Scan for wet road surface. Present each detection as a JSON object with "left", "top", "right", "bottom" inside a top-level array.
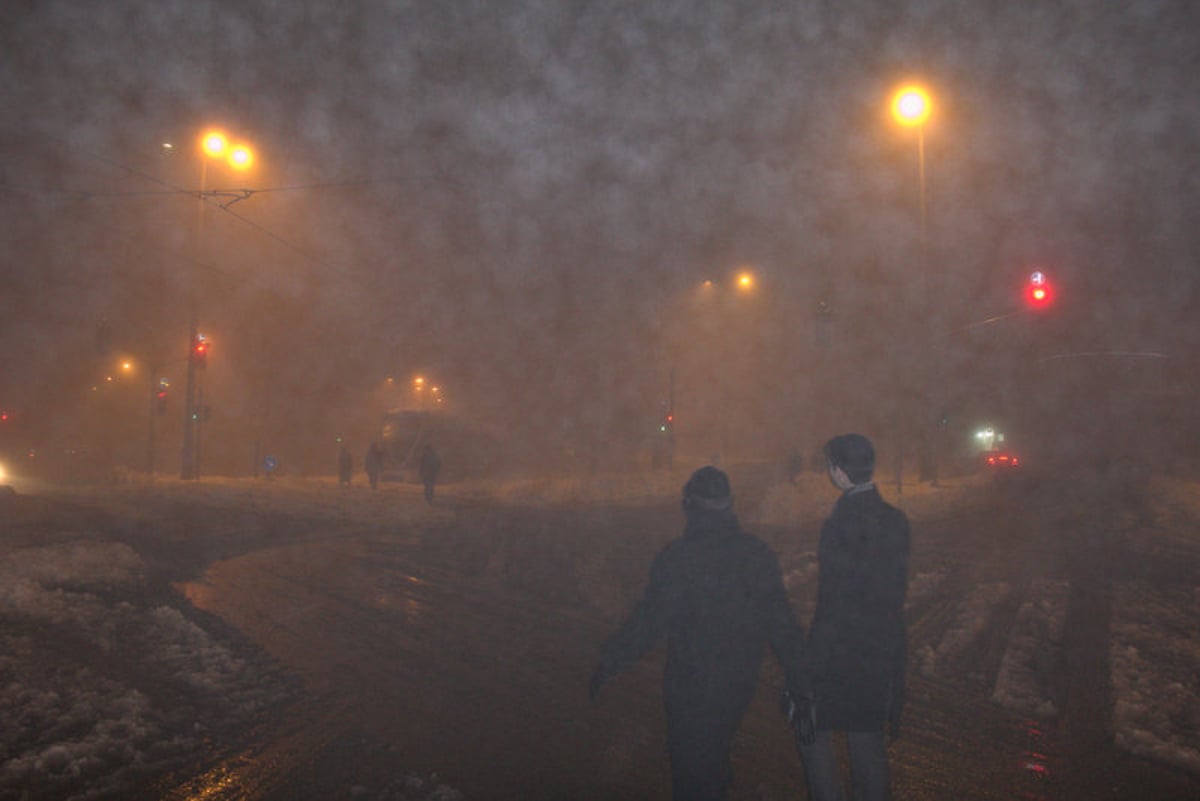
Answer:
[{"left": 137, "top": 477, "right": 1200, "bottom": 800}]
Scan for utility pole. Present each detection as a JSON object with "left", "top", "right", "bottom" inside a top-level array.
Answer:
[
  {"left": 180, "top": 319, "right": 198, "bottom": 480},
  {"left": 147, "top": 369, "right": 157, "bottom": 478}
]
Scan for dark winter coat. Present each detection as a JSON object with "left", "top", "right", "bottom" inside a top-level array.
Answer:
[
  {"left": 419, "top": 446, "right": 441, "bottom": 484},
  {"left": 809, "top": 484, "right": 910, "bottom": 732},
  {"left": 364, "top": 444, "right": 383, "bottom": 477},
  {"left": 593, "top": 509, "right": 807, "bottom": 735}
]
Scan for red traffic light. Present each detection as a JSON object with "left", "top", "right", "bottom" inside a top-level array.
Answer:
[
  {"left": 192, "top": 335, "right": 210, "bottom": 367},
  {"left": 1024, "top": 271, "right": 1054, "bottom": 310}
]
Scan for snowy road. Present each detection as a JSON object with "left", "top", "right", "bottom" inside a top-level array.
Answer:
[{"left": 4, "top": 470, "right": 1199, "bottom": 800}]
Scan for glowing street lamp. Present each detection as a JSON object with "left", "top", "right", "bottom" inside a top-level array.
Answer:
[
  {"left": 202, "top": 131, "right": 228, "bottom": 159},
  {"left": 890, "top": 84, "right": 932, "bottom": 277},
  {"left": 891, "top": 86, "right": 931, "bottom": 128},
  {"left": 200, "top": 130, "right": 255, "bottom": 171},
  {"left": 228, "top": 144, "right": 254, "bottom": 170}
]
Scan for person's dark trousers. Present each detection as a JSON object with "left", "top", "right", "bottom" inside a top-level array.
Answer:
[
  {"left": 666, "top": 713, "right": 738, "bottom": 801},
  {"left": 799, "top": 729, "right": 891, "bottom": 801}
]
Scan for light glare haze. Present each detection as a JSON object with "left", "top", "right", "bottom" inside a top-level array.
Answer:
[{"left": 1, "top": 0, "right": 1197, "bottom": 474}]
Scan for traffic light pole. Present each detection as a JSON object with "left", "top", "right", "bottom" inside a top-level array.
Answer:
[
  {"left": 147, "top": 369, "right": 157, "bottom": 478},
  {"left": 195, "top": 385, "right": 204, "bottom": 481},
  {"left": 180, "top": 318, "right": 198, "bottom": 480}
]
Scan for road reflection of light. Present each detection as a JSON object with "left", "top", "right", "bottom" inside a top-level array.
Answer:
[
  {"left": 174, "top": 765, "right": 238, "bottom": 800},
  {"left": 373, "top": 574, "right": 428, "bottom": 625},
  {"left": 1018, "top": 718, "right": 1054, "bottom": 800},
  {"left": 401, "top": 574, "right": 428, "bottom": 624}
]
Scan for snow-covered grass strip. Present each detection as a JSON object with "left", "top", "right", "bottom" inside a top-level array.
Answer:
[
  {"left": 1110, "top": 581, "right": 1200, "bottom": 773},
  {"left": 990, "top": 579, "right": 1069, "bottom": 718},
  {"left": 917, "top": 582, "right": 1011, "bottom": 678}
]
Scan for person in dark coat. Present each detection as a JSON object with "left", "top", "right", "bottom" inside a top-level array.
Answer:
[
  {"left": 418, "top": 444, "right": 441, "bottom": 505},
  {"left": 590, "top": 466, "right": 808, "bottom": 801},
  {"left": 364, "top": 441, "right": 383, "bottom": 490},
  {"left": 800, "top": 433, "right": 910, "bottom": 801}
]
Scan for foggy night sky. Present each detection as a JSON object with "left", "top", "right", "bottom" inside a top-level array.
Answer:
[{"left": 1, "top": 1, "right": 1198, "bottom": 471}]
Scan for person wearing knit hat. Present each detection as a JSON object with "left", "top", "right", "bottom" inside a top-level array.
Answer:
[
  {"left": 590, "top": 465, "right": 808, "bottom": 801},
  {"left": 798, "top": 434, "right": 910, "bottom": 801}
]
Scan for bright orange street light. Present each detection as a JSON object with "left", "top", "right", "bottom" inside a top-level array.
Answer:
[
  {"left": 202, "top": 130, "right": 228, "bottom": 158},
  {"left": 228, "top": 144, "right": 254, "bottom": 170},
  {"left": 888, "top": 83, "right": 933, "bottom": 276},
  {"left": 891, "top": 85, "right": 931, "bottom": 127},
  {"left": 200, "top": 130, "right": 255, "bottom": 170},
  {"left": 736, "top": 270, "right": 756, "bottom": 292}
]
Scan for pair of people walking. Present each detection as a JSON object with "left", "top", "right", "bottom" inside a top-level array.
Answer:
[
  {"left": 591, "top": 434, "right": 910, "bottom": 801},
  {"left": 362, "top": 441, "right": 441, "bottom": 504}
]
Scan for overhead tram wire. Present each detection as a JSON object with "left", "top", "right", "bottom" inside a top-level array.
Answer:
[
  {"left": 1037, "top": 351, "right": 1169, "bottom": 363},
  {"left": 54, "top": 157, "right": 474, "bottom": 281},
  {"left": 64, "top": 146, "right": 354, "bottom": 278},
  {"left": 10, "top": 132, "right": 487, "bottom": 283}
]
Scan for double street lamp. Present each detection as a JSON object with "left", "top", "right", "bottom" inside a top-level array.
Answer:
[{"left": 180, "top": 129, "right": 256, "bottom": 480}]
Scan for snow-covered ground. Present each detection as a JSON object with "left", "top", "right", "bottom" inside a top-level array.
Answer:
[
  {"left": 904, "top": 475, "right": 1200, "bottom": 775},
  {"left": 1, "top": 469, "right": 1198, "bottom": 798},
  {"left": 0, "top": 539, "right": 292, "bottom": 801},
  {"left": 0, "top": 480, "right": 465, "bottom": 801}
]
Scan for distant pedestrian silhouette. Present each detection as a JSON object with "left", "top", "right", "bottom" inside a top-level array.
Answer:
[
  {"left": 364, "top": 441, "right": 383, "bottom": 490},
  {"left": 419, "top": 444, "right": 441, "bottom": 505}
]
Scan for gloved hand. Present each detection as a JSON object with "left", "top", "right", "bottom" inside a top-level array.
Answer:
[{"left": 780, "top": 688, "right": 816, "bottom": 747}]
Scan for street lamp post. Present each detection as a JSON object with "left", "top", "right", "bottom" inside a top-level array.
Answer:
[
  {"left": 892, "top": 85, "right": 931, "bottom": 298},
  {"left": 180, "top": 129, "right": 255, "bottom": 480},
  {"left": 891, "top": 84, "right": 939, "bottom": 485}
]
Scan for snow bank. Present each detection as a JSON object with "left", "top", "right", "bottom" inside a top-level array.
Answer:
[
  {"left": 917, "top": 582, "right": 1012, "bottom": 678},
  {"left": 0, "top": 541, "right": 143, "bottom": 590},
  {"left": 1110, "top": 581, "right": 1200, "bottom": 774},
  {"left": 990, "top": 579, "right": 1069, "bottom": 718},
  {"left": 0, "top": 539, "right": 291, "bottom": 801}
]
